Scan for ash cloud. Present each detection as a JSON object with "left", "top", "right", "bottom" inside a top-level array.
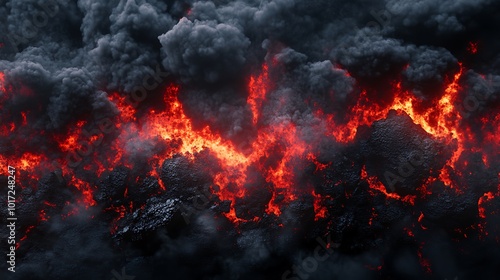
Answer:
[{"left": 159, "top": 18, "right": 251, "bottom": 83}]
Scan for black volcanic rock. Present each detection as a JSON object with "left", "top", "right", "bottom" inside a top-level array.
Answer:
[
  {"left": 94, "top": 166, "right": 130, "bottom": 206},
  {"left": 234, "top": 183, "right": 273, "bottom": 220},
  {"left": 160, "top": 153, "right": 214, "bottom": 200},
  {"left": 114, "top": 196, "right": 180, "bottom": 242},
  {"left": 128, "top": 176, "right": 162, "bottom": 205},
  {"left": 280, "top": 195, "right": 317, "bottom": 237},
  {"left": 361, "top": 110, "right": 450, "bottom": 196},
  {"left": 483, "top": 196, "right": 500, "bottom": 241},
  {"left": 456, "top": 150, "right": 499, "bottom": 195},
  {"left": 374, "top": 199, "right": 409, "bottom": 227},
  {"left": 215, "top": 200, "right": 232, "bottom": 214},
  {"left": 422, "top": 181, "right": 480, "bottom": 229},
  {"left": 311, "top": 147, "right": 364, "bottom": 197}
]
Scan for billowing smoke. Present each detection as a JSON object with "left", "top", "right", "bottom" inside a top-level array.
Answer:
[{"left": 1, "top": 0, "right": 499, "bottom": 279}]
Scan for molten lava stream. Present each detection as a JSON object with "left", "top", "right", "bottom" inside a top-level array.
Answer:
[
  {"left": 0, "top": 72, "right": 6, "bottom": 93},
  {"left": 361, "top": 166, "right": 416, "bottom": 205},
  {"left": 319, "top": 65, "right": 468, "bottom": 194},
  {"left": 247, "top": 64, "right": 270, "bottom": 125},
  {"left": 104, "top": 63, "right": 317, "bottom": 223}
]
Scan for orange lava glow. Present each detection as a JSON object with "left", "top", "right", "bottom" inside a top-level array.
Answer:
[
  {"left": 247, "top": 64, "right": 270, "bottom": 125},
  {"left": 0, "top": 72, "right": 5, "bottom": 93},
  {"left": 1, "top": 56, "right": 498, "bottom": 231},
  {"left": 478, "top": 192, "right": 495, "bottom": 219},
  {"left": 312, "top": 191, "right": 328, "bottom": 220},
  {"left": 467, "top": 42, "right": 478, "bottom": 54},
  {"left": 361, "top": 166, "right": 416, "bottom": 205},
  {"left": 69, "top": 177, "right": 96, "bottom": 208},
  {"left": 107, "top": 73, "right": 312, "bottom": 221},
  {"left": 319, "top": 64, "right": 468, "bottom": 191},
  {"left": 57, "top": 121, "right": 86, "bottom": 152},
  {"left": 307, "top": 153, "right": 331, "bottom": 172},
  {"left": 418, "top": 212, "right": 428, "bottom": 230}
]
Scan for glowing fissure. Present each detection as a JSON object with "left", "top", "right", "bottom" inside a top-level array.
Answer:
[{"left": 1, "top": 60, "right": 498, "bottom": 232}]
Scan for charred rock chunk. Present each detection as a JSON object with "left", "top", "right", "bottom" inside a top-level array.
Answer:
[
  {"left": 160, "top": 154, "right": 214, "bottom": 200},
  {"left": 234, "top": 183, "right": 273, "bottom": 220},
  {"left": 114, "top": 197, "right": 180, "bottom": 242},
  {"left": 362, "top": 110, "right": 449, "bottom": 196},
  {"left": 94, "top": 166, "right": 130, "bottom": 207},
  {"left": 422, "top": 181, "right": 479, "bottom": 229}
]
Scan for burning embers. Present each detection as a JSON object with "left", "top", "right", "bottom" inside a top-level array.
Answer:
[{"left": 0, "top": 55, "right": 499, "bottom": 278}]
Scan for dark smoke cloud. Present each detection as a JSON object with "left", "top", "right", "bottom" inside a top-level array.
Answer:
[
  {"left": 1, "top": 0, "right": 500, "bottom": 279},
  {"left": 402, "top": 47, "right": 458, "bottom": 97},
  {"left": 385, "top": 0, "right": 493, "bottom": 33},
  {"left": 159, "top": 18, "right": 250, "bottom": 83}
]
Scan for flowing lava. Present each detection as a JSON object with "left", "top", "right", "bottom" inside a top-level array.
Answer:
[
  {"left": 316, "top": 63, "right": 481, "bottom": 195},
  {"left": 0, "top": 56, "right": 499, "bottom": 275},
  {"left": 107, "top": 69, "right": 309, "bottom": 222},
  {"left": 0, "top": 72, "right": 5, "bottom": 93}
]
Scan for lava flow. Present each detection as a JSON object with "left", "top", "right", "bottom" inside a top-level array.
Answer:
[
  {"left": 103, "top": 64, "right": 311, "bottom": 223},
  {"left": 1, "top": 59, "right": 499, "bottom": 233}
]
